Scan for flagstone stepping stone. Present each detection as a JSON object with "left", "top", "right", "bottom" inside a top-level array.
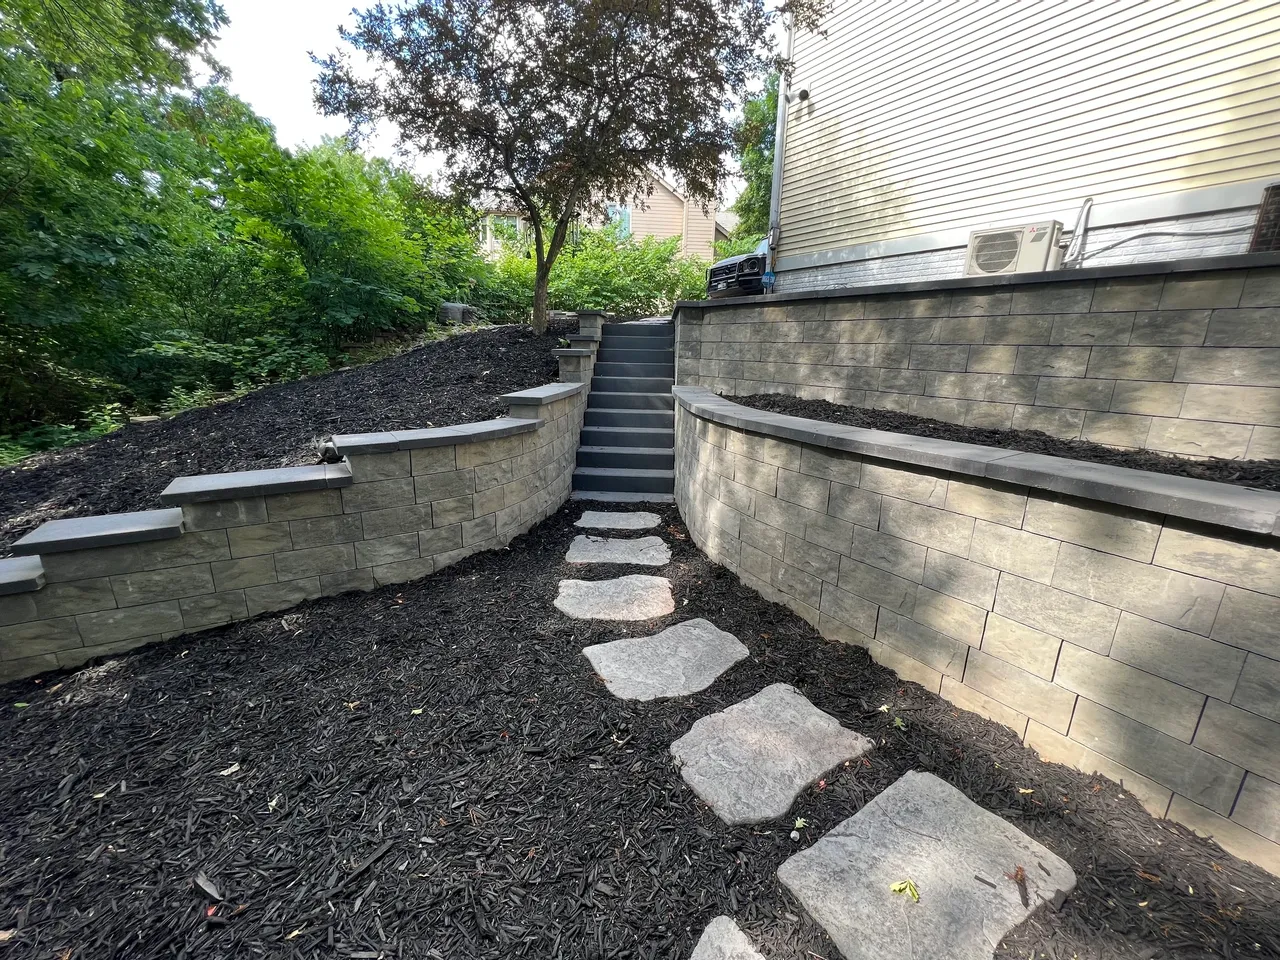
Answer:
[
  {"left": 690, "top": 916, "right": 765, "bottom": 960},
  {"left": 576, "top": 510, "right": 661, "bottom": 530},
  {"left": 554, "top": 575, "right": 675, "bottom": 620},
  {"left": 670, "top": 683, "right": 873, "bottom": 825},
  {"left": 583, "top": 619, "right": 748, "bottom": 700},
  {"left": 567, "top": 534, "right": 671, "bottom": 566},
  {"left": 777, "top": 770, "right": 1077, "bottom": 960}
]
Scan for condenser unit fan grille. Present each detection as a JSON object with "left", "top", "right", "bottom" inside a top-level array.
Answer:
[{"left": 973, "top": 231, "right": 1021, "bottom": 273}]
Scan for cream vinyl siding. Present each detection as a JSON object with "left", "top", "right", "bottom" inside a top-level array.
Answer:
[
  {"left": 777, "top": 0, "right": 1280, "bottom": 261},
  {"left": 681, "top": 202, "right": 718, "bottom": 259},
  {"left": 629, "top": 179, "right": 686, "bottom": 245}
]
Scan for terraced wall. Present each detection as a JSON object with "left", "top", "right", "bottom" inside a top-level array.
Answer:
[
  {"left": 674, "top": 256, "right": 1280, "bottom": 461},
  {"left": 0, "top": 379, "right": 590, "bottom": 682},
  {"left": 674, "top": 387, "right": 1280, "bottom": 875}
]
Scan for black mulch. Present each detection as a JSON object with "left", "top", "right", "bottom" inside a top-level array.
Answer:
[
  {"left": 0, "top": 321, "right": 569, "bottom": 551},
  {"left": 1, "top": 504, "right": 1277, "bottom": 960},
  {"left": 731, "top": 393, "right": 1280, "bottom": 492}
]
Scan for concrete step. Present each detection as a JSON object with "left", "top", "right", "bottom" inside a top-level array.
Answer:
[
  {"left": 591, "top": 376, "right": 674, "bottom": 394},
  {"left": 580, "top": 425, "right": 674, "bottom": 448},
  {"left": 596, "top": 347, "right": 674, "bottom": 364},
  {"left": 593, "top": 361, "right": 675, "bottom": 378},
  {"left": 601, "top": 323, "right": 672, "bottom": 339},
  {"left": 587, "top": 391, "right": 674, "bottom": 410},
  {"left": 573, "top": 466, "right": 676, "bottom": 494},
  {"left": 584, "top": 408, "right": 675, "bottom": 428},
  {"left": 599, "top": 335, "right": 674, "bottom": 351},
  {"left": 576, "top": 445, "right": 676, "bottom": 470}
]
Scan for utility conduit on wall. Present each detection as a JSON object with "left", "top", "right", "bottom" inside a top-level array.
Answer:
[{"left": 673, "top": 385, "right": 1280, "bottom": 876}]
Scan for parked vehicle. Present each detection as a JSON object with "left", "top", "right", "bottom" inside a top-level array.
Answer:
[{"left": 707, "top": 238, "right": 770, "bottom": 297}]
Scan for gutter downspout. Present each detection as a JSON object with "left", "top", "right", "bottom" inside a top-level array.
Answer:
[{"left": 765, "top": 18, "right": 796, "bottom": 282}]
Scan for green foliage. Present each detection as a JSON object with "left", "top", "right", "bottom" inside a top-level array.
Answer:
[
  {"left": 713, "top": 234, "right": 766, "bottom": 260},
  {"left": 731, "top": 74, "right": 777, "bottom": 236},
  {"left": 488, "top": 225, "right": 707, "bottom": 319}
]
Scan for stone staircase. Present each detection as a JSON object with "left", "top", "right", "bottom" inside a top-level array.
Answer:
[{"left": 572, "top": 321, "right": 675, "bottom": 499}]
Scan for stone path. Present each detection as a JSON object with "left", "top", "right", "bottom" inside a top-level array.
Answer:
[
  {"left": 566, "top": 534, "right": 671, "bottom": 566},
  {"left": 778, "top": 771, "right": 1077, "bottom": 960},
  {"left": 555, "top": 509, "right": 1076, "bottom": 958},
  {"left": 583, "top": 619, "right": 748, "bottom": 700},
  {"left": 689, "top": 917, "right": 765, "bottom": 960},
  {"left": 670, "top": 683, "right": 874, "bottom": 825},
  {"left": 554, "top": 575, "right": 674, "bottom": 620},
  {"left": 576, "top": 510, "right": 660, "bottom": 530}
]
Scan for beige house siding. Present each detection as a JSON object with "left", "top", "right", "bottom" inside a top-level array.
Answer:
[
  {"left": 629, "top": 178, "right": 687, "bottom": 248},
  {"left": 682, "top": 200, "right": 718, "bottom": 260},
  {"left": 777, "top": 0, "right": 1280, "bottom": 266}
]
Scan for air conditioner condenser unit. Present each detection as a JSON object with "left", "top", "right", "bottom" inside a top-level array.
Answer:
[{"left": 965, "top": 220, "right": 1063, "bottom": 276}]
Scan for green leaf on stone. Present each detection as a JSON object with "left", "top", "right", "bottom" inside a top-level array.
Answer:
[{"left": 890, "top": 878, "right": 920, "bottom": 903}]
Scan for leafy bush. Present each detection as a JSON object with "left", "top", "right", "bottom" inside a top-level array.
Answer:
[{"left": 486, "top": 225, "right": 708, "bottom": 319}]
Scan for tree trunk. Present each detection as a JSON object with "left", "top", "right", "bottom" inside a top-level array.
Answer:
[{"left": 532, "top": 266, "right": 550, "bottom": 334}]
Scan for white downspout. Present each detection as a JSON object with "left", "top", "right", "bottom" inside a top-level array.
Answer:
[{"left": 765, "top": 18, "right": 796, "bottom": 283}]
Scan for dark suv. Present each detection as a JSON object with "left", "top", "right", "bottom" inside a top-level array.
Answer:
[{"left": 707, "top": 239, "right": 769, "bottom": 298}]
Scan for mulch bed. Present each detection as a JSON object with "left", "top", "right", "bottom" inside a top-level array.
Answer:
[
  {"left": 0, "top": 503, "right": 1276, "bottom": 960},
  {"left": 730, "top": 393, "right": 1280, "bottom": 492},
  {"left": 0, "top": 321, "right": 568, "bottom": 551}
]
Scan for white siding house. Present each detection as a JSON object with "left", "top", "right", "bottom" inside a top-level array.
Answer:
[{"left": 772, "top": 0, "right": 1280, "bottom": 290}]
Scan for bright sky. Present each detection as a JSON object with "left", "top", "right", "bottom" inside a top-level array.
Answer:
[{"left": 211, "top": 0, "right": 746, "bottom": 203}]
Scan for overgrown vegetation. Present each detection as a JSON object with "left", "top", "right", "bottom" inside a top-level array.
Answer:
[{"left": 0, "top": 0, "right": 713, "bottom": 464}]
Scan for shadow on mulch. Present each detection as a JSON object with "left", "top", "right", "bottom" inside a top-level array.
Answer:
[
  {"left": 0, "top": 504, "right": 1276, "bottom": 960},
  {"left": 0, "top": 320, "right": 571, "bottom": 552},
  {"left": 731, "top": 393, "right": 1280, "bottom": 492}
]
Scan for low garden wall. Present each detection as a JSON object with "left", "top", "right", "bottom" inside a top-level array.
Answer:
[
  {"left": 674, "top": 386, "right": 1280, "bottom": 874},
  {"left": 674, "top": 255, "right": 1280, "bottom": 461},
  {"left": 0, "top": 372, "right": 591, "bottom": 682}
]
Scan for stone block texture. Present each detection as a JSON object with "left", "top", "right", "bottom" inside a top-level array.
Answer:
[
  {"left": 673, "top": 392, "right": 1280, "bottom": 876},
  {"left": 1, "top": 381, "right": 587, "bottom": 683},
  {"left": 678, "top": 265, "right": 1280, "bottom": 460}
]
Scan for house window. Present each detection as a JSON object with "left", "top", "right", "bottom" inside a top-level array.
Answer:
[{"left": 605, "top": 203, "right": 631, "bottom": 237}]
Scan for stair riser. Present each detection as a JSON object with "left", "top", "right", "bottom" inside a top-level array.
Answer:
[
  {"left": 593, "top": 362, "right": 675, "bottom": 378},
  {"left": 581, "top": 427, "right": 674, "bottom": 448},
  {"left": 587, "top": 392, "right": 674, "bottom": 410},
  {"left": 599, "top": 337, "right": 675, "bottom": 352},
  {"left": 596, "top": 349, "right": 673, "bottom": 364},
  {"left": 601, "top": 324, "right": 673, "bottom": 339},
  {"left": 573, "top": 471, "right": 675, "bottom": 494},
  {"left": 576, "top": 449, "right": 675, "bottom": 469},
  {"left": 591, "top": 377, "right": 674, "bottom": 393},
  {"left": 584, "top": 410, "right": 675, "bottom": 428}
]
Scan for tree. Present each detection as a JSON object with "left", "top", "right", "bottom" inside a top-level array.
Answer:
[
  {"left": 315, "top": 0, "right": 824, "bottom": 332},
  {"left": 731, "top": 72, "right": 777, "bottom": 237}
]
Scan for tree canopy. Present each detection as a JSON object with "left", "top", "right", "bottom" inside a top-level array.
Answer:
[
  {"left": 730, "top": 73, "right": 778, "bottom": 238},
  {"left": 317, "top": 0, "right": 823, "bottom": 331}
]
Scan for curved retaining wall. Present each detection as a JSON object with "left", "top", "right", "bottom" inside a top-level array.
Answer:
[
  {"left": 674, "top": 257, "right": 1280, "bottom": 461},
  {"left": 0, "top": 377, "right": 590, "bottom": 683},
  {"left": 673, "top": 385, "right": 1280, "bottom": 874}
]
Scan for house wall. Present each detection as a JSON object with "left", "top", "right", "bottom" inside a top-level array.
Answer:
[
  {"left": 675, "top": 260, "right": 1280, "bottom": 461},
  {"left": 629, "top": 180, "right": 687, "bottom": 250},
  {"left": 0, "top": 379, "right": 590, "bottom": 682},
  {"left": 775, "top": 0, "right": 1280, "bottom": 288},
  {"left": 673, "top": 387, "right": 1280, "bottom": 876}
]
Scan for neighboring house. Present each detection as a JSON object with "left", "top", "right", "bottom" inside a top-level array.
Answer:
[
  {"left": 478, "top": 171, "right": 721, "bottom": 260},
  {"left": 770, "top": 1, "right": 1280, "bottom": 291}
]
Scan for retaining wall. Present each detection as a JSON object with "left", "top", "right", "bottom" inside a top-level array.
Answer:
[
  {"left": 674, "top": 386, "right": 1280, "bottom": 874},
  {"left": 675, "top": 256, "right": 1280, "bottom": 462},
  {"left": 0, "top": 377, "right": 590, "bottom": 682}
]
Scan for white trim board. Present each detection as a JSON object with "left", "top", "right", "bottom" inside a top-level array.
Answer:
[{"left": 774, "top": 180, "right": 1270, "bottom": 274}]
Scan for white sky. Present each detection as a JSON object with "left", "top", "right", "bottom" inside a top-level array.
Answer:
[{"left": 211, "top": 0, "right": 746, "bottom": 204}]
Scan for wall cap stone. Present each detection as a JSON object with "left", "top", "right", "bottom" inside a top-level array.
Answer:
[
  {"left": 673, "top": 252, "right": 1280, "bottom": 311},
  {"left": 11, "top": 508, "right": 185, "bottom": 555},
  {"left": 673, "top": 386, "right": 1280, "bottom": 538},
  {"left": 331, "top": 416, "right": 540, "bottom": 456},
  {"left": 552, "top": 348, "right": 594, "bottom": 357},
  {"left": 160, "top": 463, "right": 352, "bottom": 505},
  {"left": 0, "top": 556, "right": 44, "bottom": 594},
  {"left": 567, "top": 333, "right": 601, "bottom": 343},
  {"left": 501, "top": 382, "right": 586, "bottom": 405}
]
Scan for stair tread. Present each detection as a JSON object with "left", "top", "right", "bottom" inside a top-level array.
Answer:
[
  {"left": 582, "top": 425, "right": 674, "bottom": 433},
  {"left": 578, "top": 445, "right": 675, "bottom": 453},
  {"left": 574, "top": 466, "right": 676, "bottom": 478}
]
